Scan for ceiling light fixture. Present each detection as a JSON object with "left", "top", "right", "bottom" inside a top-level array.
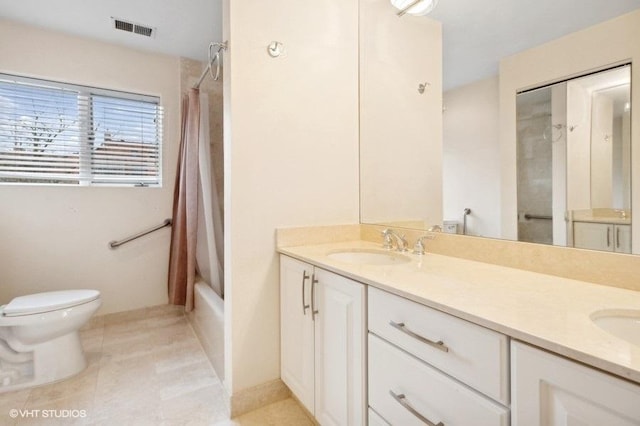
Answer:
[{"left": 391, "top": 0, "right": 439, "bottom": 17}]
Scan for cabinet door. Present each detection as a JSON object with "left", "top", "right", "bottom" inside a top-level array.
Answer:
[
  {"left": 314, "top": 268, "right": 366, "bottom": 426},
  {"left": 573, "top": 222, "right": 613, "bottom": 251},
  {"left": 615, "top": 224, "right": 632, "bottom": 253},
  {"left": 280, "top": 256, "right": 315, "bottom": 413},
  {"left": 511, "top": 341, "right": 640, "bottom": 426}
]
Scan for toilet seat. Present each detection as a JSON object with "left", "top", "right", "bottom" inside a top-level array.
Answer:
[{"left": 2, "top": 290, "right": 101, "bottom": 317}]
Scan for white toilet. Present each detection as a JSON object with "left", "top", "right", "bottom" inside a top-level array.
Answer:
[{"left": 0, "top": 289, "right": 101, "bottom": 393}]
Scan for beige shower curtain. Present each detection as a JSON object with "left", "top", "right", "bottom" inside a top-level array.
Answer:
[{"left": 168, "top": 89, "right": 200, "bottom": 311}]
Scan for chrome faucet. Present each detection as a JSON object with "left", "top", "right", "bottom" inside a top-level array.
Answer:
[
  {"left": 381, "top": 229, "right": 409, "bottom": 252},
  {"left": 413, "top": 235, "right": 435, "bottom": 255}
]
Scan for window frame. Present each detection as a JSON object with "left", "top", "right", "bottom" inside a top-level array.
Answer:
[{"left": 0, "top": 73, "right": 163, "bottom": 187}]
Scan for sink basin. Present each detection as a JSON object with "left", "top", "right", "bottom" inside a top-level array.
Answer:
[
  {"left": 327, "top": 249, "right": 411, "bottom": 266},
  {"left": 591, "top": 310, "right": 640, "bottom": 346}
]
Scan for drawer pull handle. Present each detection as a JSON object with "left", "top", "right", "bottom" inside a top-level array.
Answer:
[
  {"left": 389, "top": 390, "right": 444, "bottom": 426},
  {"left": 311, "top": 274, "right": 319, "bottom": 320},
  {"left": 301, "top": 271, "right": 310, "bottom": 315},
  {"left": 389, "top": 321, "right": 449, "bottom": 353}
]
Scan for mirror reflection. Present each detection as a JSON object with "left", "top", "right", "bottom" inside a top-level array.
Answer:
[
  {"left": 359, "top": 1, "right": 639, "bottom": 255},
  {"left": 516, "top": 66, "right": 631, "bottom": 252}
]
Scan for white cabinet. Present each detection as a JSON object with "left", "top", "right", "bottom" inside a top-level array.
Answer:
[
  {"left": 280, "top": 256, "right": 366, "bottom": 426},
  {"left": 511, "top": 341, "right": 640, "bottom": 426},
  {"left": 573, "top": 222, "right": 632, "bottom": 253},
  {"left": 617, "top": 224, "right": 632, "bottom": 253},
  {"left": 280, "top": 256, "right": 315, "bottom": 412},
  {"left": 367, "top": 287, "right": 509, "bottom": 425},
  {"left": 369, "top": 333, "right": 509, "bottom": 426},
  {"left": 369, "top": 287, "right": 509, "bottom": 404},
  {"left": 368, "top": 408, "right": 390, "bottom": 426}
]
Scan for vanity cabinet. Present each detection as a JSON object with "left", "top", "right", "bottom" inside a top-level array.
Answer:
[
  {"left": 281, "top": 250, "right": 640, "bottom": 426},
  {"left": 511, "top": 341, "right": 640, "bottom": 425},
  {"left": 573, "top": 222, "right": 631, "bottom": 253},
  {"left": 368, "top": 287, "right": 510, "bottom": 426},
  {"left": 280, "top": 256, "right": 366, "bottom": 426}
]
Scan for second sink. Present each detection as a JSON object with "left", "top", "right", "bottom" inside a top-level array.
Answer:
[{"left": 591, "top": 309, "right": 640, "bottom": 346}]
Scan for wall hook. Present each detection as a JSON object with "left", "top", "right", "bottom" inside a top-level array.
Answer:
[
  {"left": 267, "top": 41, "right": 284, "bottom": 58},
  {"left": 418, "top": 82, "right": 430, "bottom": 94}
]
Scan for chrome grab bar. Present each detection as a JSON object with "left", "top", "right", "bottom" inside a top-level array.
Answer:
[
  {"left": 524, "top": 214, "right": 552, "bottom": 220},
  {"left": 389, "top": 321, "right": 449, "bottom": 353},
  {"left": 109, "top": 218, "right": 172, "bottom": 249},
  {"left": 389, "top": 391, "right": 445, "bottom": 426}
]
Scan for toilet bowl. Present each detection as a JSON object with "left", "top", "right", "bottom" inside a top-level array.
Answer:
[{"left": 0, "top": 289, "right": 101, "bottom": 393}]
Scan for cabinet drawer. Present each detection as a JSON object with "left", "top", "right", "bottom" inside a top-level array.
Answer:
[
  {"left": 368, "top": 286, "right": 509, "bottom": 404},
  {"left": 368, "top": 408, "right": 390, "bottom": 426},
  {"left": 369, "top": 334, "right": 510, "bottom": 426}
]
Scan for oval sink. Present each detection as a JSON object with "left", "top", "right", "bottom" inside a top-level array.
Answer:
[
  {"left": 591, "top": 309, "right": 640, "bottom": 346},
  {"left": 327, "top": 249, "right": 411, "bottom": 266}
]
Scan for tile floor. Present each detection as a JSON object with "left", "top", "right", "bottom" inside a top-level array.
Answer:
[{"left": 1, "top": 306, "right": 314, "bottom": 425}]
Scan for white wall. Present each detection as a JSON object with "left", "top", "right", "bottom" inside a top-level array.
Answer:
[
  {"left": 0, "top": 20, "right": 181, "bottom": 314},
  {"left": 590, "top": 93, "right": 614, "bottom": 208},
  {"left": 443, "top": 76, "right": 501, "bottom": 237},
  {"left": 223, "top": 0, "right": 360, "bottom": 394},
  {"left": 566, "top": 82, "right": 592, "bottom": 212},
  {"left": 499, "top": 9, "right": 640, "bottom": 253},
  {"left": 551, "top": 84, "right": 568, "bottom": 245},
  {"left": 359, "top": 0, "right": 442, "bottom": 227}
]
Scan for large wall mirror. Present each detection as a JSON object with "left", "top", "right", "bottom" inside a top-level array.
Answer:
[{"left": 360, "top": 0, "right": 640, "bottom": 255}]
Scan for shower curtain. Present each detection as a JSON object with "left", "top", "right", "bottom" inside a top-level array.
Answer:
[
  {"left": 168, "top": 89, "right": 200, "bottom": 311},
  {"left": 195, "top": 93, "right": 224, "bottom": 297},
  {"left": 168, "top": 88, "right": 224, "bottom": 310}
]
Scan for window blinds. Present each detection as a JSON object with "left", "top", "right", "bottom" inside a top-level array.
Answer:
[{"left": 0, "top": 74, "right": 163, "bottom": 186}]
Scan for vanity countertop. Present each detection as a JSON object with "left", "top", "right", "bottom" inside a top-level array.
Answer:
[
  {"left": 572, "top": 209, "right": 632, "bottom": 225},
  {"left": 278, "top": 240, "right": 640, "bottom": 384}
]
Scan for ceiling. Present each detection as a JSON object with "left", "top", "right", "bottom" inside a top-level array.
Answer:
[
  {"left": 430, "top": 0, "right": 640, "bottom": 90},
  {"left": 0, "top": 0, "right": 639, "bottom": 91},
  {"left": 0, "top": 0, "right": 222, "bottom": 62}
]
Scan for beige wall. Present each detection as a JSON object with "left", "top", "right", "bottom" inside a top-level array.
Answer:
[
  {"left": 0, "top": 20, "right": 181, "bottom": 314},
  {"left": 443, "top": 76, "right": 501, "bottom": 238},
  {"left": 223, "top": 0, "right": 360, "bottom": 395},
  {"left": 500, "top": 10, "right": 640, "bottom": 253},
  {"left": 359, "top": 0, "right": 442, "bottom": 227}
]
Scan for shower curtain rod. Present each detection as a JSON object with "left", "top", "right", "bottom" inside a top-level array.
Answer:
[{"left": 194, "top": 41, "right": 228, "bottom": 89}]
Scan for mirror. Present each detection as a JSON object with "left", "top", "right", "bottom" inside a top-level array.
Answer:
[
  {"left": 516, "top": 66, "right": 631, "bottom": 252},
  {"left": 359, "top": 0, "right": 640, "bottom": 254}
]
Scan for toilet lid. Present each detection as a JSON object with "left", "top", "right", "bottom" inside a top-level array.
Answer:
[{"left": 2, "top": 290, "right": 100, "bottom": 317}]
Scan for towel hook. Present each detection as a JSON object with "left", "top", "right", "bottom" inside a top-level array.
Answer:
[{"left": 418, "top": 82, "right": 430, "bottom": 94}]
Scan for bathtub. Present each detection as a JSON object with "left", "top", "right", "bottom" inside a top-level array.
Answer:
[{"left": 188, "top": 279, "right": 225, "bottom": 381}]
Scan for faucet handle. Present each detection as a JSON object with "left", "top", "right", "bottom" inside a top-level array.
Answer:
[
  {"left": 413, "top": 235, "right": 434, "bottom": 255},
  {"left": 381, "top": 229, "right": 394, "bottom": 250},
  {"left": 396, "top": 234, "right": 409, "bottom": 252}
]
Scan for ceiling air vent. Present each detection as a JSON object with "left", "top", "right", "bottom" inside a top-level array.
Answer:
[{"left": 111, "top": 17, "right": 155, "bottom": 38}]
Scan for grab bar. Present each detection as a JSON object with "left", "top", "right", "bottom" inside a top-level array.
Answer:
[
  {"left": 109, "top": 218, "right": 172, "bottom": 249},
  {"left": 524, "top": 214, "right": 552, "bottom": 221}
]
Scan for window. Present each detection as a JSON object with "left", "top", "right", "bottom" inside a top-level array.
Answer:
[{"left": 0, "top": 74, "right": 163, "bottom": 186}]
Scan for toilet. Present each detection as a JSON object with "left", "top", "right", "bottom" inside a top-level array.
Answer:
[{"left": 0, "top": 289, "right": 101, "bottom": 393}]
